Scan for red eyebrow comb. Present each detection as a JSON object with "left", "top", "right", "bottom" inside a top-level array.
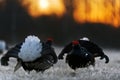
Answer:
[
  {"left": 47, "top": 38, "right": 53, "bottom": 41},
  {"left": 72, "top": 40, "right": 79, "bottom": 45}
]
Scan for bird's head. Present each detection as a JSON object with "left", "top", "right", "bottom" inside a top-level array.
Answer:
[
  {"left": 47, "top": 38, "right": 53, "bottom": 42},
  {"left": 45, "top": 37, "right": 53, "bottom": 46},
  {"left": 72, "top": 40, "right": 79, "bottom": 46}
]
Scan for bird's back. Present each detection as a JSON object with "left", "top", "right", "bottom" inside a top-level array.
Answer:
[{"left": 22, "top": 43, "right": 57, "bottom": 72}]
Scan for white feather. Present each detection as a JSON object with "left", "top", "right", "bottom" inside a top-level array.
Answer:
[
  {"left": 18, "top": 35, "right": 42, "bottom": 62},
  {"left": 80, "top": 37, "right": 90, "bottom": 41}
]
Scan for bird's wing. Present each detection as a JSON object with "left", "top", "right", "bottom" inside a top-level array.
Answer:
[
  {"left": 1, "top": 43, "right": 22, "bottom": 66},
  {"left": 41, "top": 44, "right": 58, "bottom": 64},
  {"left": 58, "top": 43, "right": 72, "bottom": 59}
]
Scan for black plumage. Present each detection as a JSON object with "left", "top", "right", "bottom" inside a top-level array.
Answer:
[
  {"left": 60, "top": 40, "right": 95, "bottom": 70},
  {"left": 1, "top": 43, "right": 22, "bottom": 66},
  {"left": 58, "top": 39, "right": 109, "bottom": 63},
  {"left": 1, "top": 37, "right": 57, "bottom": 73}
]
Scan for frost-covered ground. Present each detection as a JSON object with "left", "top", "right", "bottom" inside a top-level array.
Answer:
[{"left": 0, "top": 47, "right": 120, "bottom": 80}]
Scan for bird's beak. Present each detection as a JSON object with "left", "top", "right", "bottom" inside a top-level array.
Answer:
[{"left": 14, "top": 60, "right": 22, "bottom": 72}]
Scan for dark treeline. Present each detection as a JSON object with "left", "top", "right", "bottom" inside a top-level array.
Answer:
[{"left": 0, "top": 0, "right": 120, "bottom": 49}]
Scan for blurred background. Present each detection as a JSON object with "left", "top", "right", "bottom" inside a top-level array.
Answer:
[{"left": 0, "top": 0, "right": 120, "bottom": 49}]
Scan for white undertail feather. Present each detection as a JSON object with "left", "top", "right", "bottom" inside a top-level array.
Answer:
[
  {"left": 80, "top": 37, "right": 90, "bottom": 41},
  {"left": 18, "top": 35, "right": 42, "bottom": 62}
]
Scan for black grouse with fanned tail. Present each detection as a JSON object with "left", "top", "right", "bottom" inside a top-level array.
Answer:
[
  {"left": 1, "top": 35, "right": 57, "bottom": 73},
  {"left": 21, "top": 38, "right": 58, "bottom": 72},
  {"left": 58, "top": 37, "right": 109, "bottom": 63},
  {"left": 62, "top": 40, "right": 95, "bottom": 70}
]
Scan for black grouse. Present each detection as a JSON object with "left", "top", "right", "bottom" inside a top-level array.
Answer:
[
  {"left": 58, "top": 37, "right": 109, "bottom": 63},
  {"left": 60, "top": 40, "right": 95, "bottom": 70},
  {"left": 1, "top": 35, "right": 57, "bottom": 73}
]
